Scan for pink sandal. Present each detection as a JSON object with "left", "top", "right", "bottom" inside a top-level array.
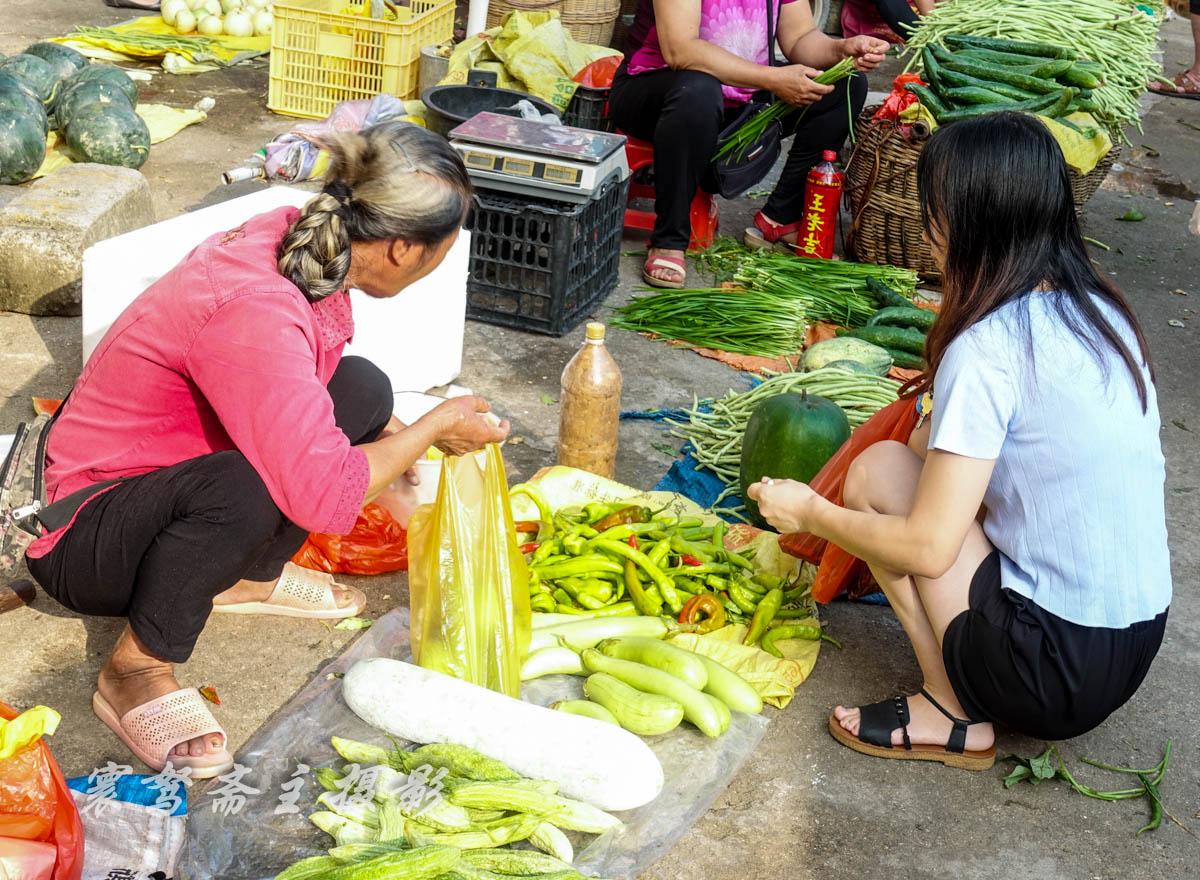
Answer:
[
  {"left": 93, "top": 688, "right": 234, "bottom": 779},
  {"left": 211, "top": 562, "right": 366, "bottom": 619},
  {"left": 642, "top": 253, "right": 687, "bottom": 289},
  {"left": 1150, "top": 70, "right": 1200, "bottom": 100},
  {"left": 743, "top": 211, "right": 801, "bottom": 254}
]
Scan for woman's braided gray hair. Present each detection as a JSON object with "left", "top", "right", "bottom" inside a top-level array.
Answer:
[{"left": 278, "top": 121, "right": 472, "bottom": 301}]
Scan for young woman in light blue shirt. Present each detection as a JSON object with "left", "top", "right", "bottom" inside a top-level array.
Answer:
[{"left": 749, "top": 112, "right": 1170, "bottom": 770}]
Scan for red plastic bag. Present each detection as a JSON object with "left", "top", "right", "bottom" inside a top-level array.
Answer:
[
  {"left": 778, "top": 397, "right": 920, "bottom": 603},
  {"left": 0, "top": 704, "right": 83, "bottom": 880},
  {"left": 872, "top": 72, "right": 926, "bottom": 122},
  {"left": 573, "top": 56, "right": 620, "bottom": 88},
  {"left": 292, "top": 503, "right": 409, "bottom": 575}
]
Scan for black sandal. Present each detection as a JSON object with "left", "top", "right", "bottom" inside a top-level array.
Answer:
[{"left": 827, "top": 687, "right": 996, "bottom": 771}]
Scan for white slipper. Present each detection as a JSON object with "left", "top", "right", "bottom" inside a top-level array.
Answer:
[
  {"left": 93, "top": 688, "right": 234, "bottom": 779},
  {"left": 211, "top": 562, "right": 366, "bottom": 619}
]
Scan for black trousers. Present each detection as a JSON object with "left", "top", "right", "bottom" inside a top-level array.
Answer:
[
  {"left": 608, "top": 65, "right": 868, "bottom": 250},
  {"left": 27, "top": 356, "right": 393, "bottom": 664},
  {"left": 873, "top": 0, "right": 919, "bottom": 37}
]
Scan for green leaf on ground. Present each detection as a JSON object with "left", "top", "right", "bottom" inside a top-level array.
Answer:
[
  {"left": 334, "top": 617, "right": 374, "bottom": 631},
  {"left": 1030, "top": 749, "right": 1057, "bottom": 781},
  {"left": 1004, "top": 764, "right": 1033, "bottom": 789},
  {"left": 1117, "top": 208, "right": 1145, "bottom": 222},
  {"left": 539, "top": 393, "right": 557, "bottom": 406},
  {"left": 651, "top": 441, "right": 678, "bottom": 458}
]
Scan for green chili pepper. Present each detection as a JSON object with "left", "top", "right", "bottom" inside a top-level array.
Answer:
[
  {"left": 719, "top": 594, "right": 743, "bottom": 619},
  {"left": 532, "top": 556, "right": 625, "bottom": 579},
  {"left": 675, "top": 517, "right": 705, "bottom": 529},
  {"left": 510, "top": 483, "right": 555, "bottom": 539},
  {"left": 737, "top": 574, "right": 767, "bottom": 595},
  {"left": 744, "top": 588, "right": 782, "bottom": 646},
  {"left": 752, "top": 572, "right": 785, "bottom": 590},
  {"left": 704, "top": 574, "right": 728, "bottom": 591},
  {"left": 679, "top": 527, "right": 715, "bottom": 541},
  {"left": 558, "top": 579, "right": 606, "bottom": 610},
  {"left": 774, "top": 607, "right": 812, "bottom": 619},
  {"left": 577, "top": 601, "right": 637, "bottom": 617},
  {"left": 781, "top": 586, "right": 810, "bottom": 605},
  {"left": 712, "top": 519, "right": 726, "bottom": 551},
  {"left": 1137, "top": 773, "right": 1163, "bottom": 835},
  {"left": 647, "top": 539, "right": 672, "bottom": 569},
  {"left": 727, "top": 581, "right": 759, "bottom": 615},
  {"left": 591, "top": 522, "right": 663, "bottom": 544},
  {"left": 623, "top": 559, "right": 662, "bottom": 616},
  {"left": 592, "top": 505, "right": 654, "bottom": 531},
  {"left": 530, "top": 540, "right": 559, "bottom": 565},
  {"left": 670, "top": 535, "right": 714, "bottom": 563},
  {"left": 552, "top": 588, "right": 573, "bottom": 607},
  {"left": 591, "top": 539, "right": 682, "bottom": 614},
  {"left": 674, "top": 577, "right": 705, "bottom": 595},
  {"left": 722, "top": 550, "right": 754, "bottom": 571},
  {"left": 761, "top": 623, "right": 842, "bottom": 657},
  {"left": 530, "top": 593, "right": 555, "bottom": 613},
  {"left": 666, "top": 562, "right": 732, "bottom": 576},
  {"left": 581, "top": 501, "right": 624, "bottom": 524}
]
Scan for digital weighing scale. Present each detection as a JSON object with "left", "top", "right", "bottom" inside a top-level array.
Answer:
[{"left": 449, "top": 112, "right": 630, "bottom": 204}]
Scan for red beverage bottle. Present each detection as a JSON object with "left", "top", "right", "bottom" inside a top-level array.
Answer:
[{"left": 798, "top": 150, "right": 843, "bottom": 259}]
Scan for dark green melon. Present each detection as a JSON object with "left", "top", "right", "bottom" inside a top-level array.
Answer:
[
  {"left": 0, "top": 54, "right": 59, "bottom": 107},
  {"left": 739, "top": 391, "right": 851, "bottom": 528},
  {"left": 22, "top": 43, "right": 88, "bottom": 84},
  {"left": 0, "top": 92, "right": 48, "bottom": 184},
  {"left": 63, "top": 103, "right": 150, "bottom": 169},
  {"left": 61, "top": 64, "right": 138, "bottom": 107},
  {"left": 54, "top": 80, "right": 134, "bottom": 130},
  {"left": 0, "top": 71, "right": 49, "bottom": 137}
]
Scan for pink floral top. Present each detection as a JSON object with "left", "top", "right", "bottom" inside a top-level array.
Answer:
[{"left": 626, "top": 0, "right": 798, "bottom": 104}]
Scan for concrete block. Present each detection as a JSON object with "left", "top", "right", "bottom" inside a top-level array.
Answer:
[
  {"left": 0, "top": 164, "right": 153, "bottom": 316},
  {"left": 1191, "top": 201, "right": 1200, "bottom": 237}
]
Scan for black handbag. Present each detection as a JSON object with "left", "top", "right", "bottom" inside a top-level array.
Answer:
[{"left": 710, "top": 0, "right": 783, "bottom": 199}]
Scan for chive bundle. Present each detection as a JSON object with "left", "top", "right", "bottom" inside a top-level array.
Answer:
[{"left": 715, "top": 57, "right": 860, "bottom": 161}]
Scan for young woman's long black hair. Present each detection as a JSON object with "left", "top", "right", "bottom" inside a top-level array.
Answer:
[{"left": 911, "top": 112, "right": 1154, "bottom": 410}]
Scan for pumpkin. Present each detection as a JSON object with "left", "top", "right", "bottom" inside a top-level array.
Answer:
[{"left": 63, "top": 103, "right": 150, "bottom": 170}]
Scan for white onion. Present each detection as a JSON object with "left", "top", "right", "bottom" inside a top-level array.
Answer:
[
  {"left": 161, "top": 0, "right": 189, "bottom": 25},
  {"left": 252, "top": 10, "right": 274, "bottom": 35},
  {"left": 223, "top": 10, "right": 254, "bottom": 36},
  {"left": 202, "top": 0, "right": 223, "bottom": 16},
  {"left": 221, "top": 0, "right": 243, "bottom": 11},
  {"left": 174, "top": 9, "right": 198, "bottom": 32},
  {"left": 188, "top": 0, "right": 208, "bottom": 11},
  {"left": 198, "top": 14, "right": 224, "bottom": 34}
]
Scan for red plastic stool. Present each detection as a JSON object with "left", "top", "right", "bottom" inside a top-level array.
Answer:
[{"left": 621, "top": 134, "right": 719, "bottom": 252}]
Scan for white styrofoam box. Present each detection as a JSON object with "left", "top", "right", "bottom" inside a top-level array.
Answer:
[
  {"left": 81, "top": 186, "right": 468, "bottom": 394},
  {"left": 0, "top": 435, "right": 12, "bottom": 463}
]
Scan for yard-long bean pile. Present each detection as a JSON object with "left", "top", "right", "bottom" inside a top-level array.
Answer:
[
  {"left": 668, "top": 368, "right": 901, "bottom": 487},
  {"left": 70, "top": 24, "right": 218, "bottom": 55},
  {"left": 902, "top": 0, "right": 1166, "bottom": 138},
  {"left": 611, "top": 287, "right": 807, "bottom": 356}
]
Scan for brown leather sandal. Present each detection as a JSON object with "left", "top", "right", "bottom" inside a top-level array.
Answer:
[{"left": 828, "top": 687, "right": 996, "bottom": 771}]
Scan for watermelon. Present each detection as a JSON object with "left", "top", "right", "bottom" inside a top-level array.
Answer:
[
  {"left": 0, "top": 76, "right": 48, "bottom": 184},
  {"left": 739, "top": 391, "right": 851, "bottom": 528},
  {"left": 63, "top": 103, "right": 150, "bottom": 169},
  {"left": 0, "top": 55, "right": 60, "bottom": 107},
  {"left": 23, "top": 43, "right": 88, "bottom": 84},
  {"left": 61, "top": 65, "right": 138, "bottom": 107},
  {"left": 0, "top": 71, "right": 49, "bottom": 136},
  {"left": 54, "top": 81, "right": 134, "bottom": 130}
]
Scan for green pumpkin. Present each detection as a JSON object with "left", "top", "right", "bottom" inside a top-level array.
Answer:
[
  {"left": 63, "top": 103, "right": 150, "bottom": 170},
  {"left": 0, "top": 54, "right": 60, "bottom": 107},
  {"left": 739, "top": 391, "right": 851, "bottom": 528},
  {"left": 22, "top": 43, "right": 88, "bottom": 84},
  {"left": 0, "top": 76, "right": 48, "bottom": 184},
  {"left": 61, "top": 64, "right": 138, "bottom": 106}
]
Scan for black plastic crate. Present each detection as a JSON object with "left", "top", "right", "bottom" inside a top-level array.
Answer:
[
  {"left": 562, "top": 85, "right": 612, "bottom": 132},
  {"left": 466, "top": 176, "right": 629, "bottom": 336}
]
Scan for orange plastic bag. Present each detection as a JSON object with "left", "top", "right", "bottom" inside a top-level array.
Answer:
[
  {"left": 0, "top": 704, "right": 83, "bottom": 880},
  {"left": 292, "top": 503, "right": 408, "bottom": 575},
  {"left": 778, "top": 397, "right": 919, "bottom": 603}
]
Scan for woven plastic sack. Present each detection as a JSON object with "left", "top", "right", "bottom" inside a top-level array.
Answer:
[
  {"left": 407, "top": 444, "right": 531, "bottom": 697},
  {"left": 778, "top": 397, "right": 919, "bottom": 602},
  {"left": 0, "top": 704, "right": 83, "bottom": 880},
  {"left": 292, "top": 503, "right": 408, "bottom": 576}
]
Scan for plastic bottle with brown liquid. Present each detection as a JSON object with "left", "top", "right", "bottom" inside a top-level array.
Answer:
[{"left": 557, "top": 322, "right": 622, "bottom": 478}]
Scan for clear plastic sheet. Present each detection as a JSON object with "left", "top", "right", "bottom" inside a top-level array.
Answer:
[{"left": 180, "top": 609, "right": 769, "bottom": 880}]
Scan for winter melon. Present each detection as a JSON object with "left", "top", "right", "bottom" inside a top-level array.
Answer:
[
  {"left": 60, "top": 65, "right": 138, "bottom": 106},
  {"left": 0, "top": 55, "right": 60, "bottom": 107},
  {"left": 0, "top": 76, "right": 48, "bottom": 183},
  {"left": 63, "top": 103, "right": 150, "bottom": 169},
  {"left": 22, "top": 43, "right": 88, "bottom": 83},
  {"left": 739, "top": 391, "right": 851, "bottom": 528},
  {"left": 800, "top": 336, "right": 893, "bottom": 375},
  {"left": 54, "top": 80, "right": 134, "bottom": 129},
  {"left": 0, "top": 71, "right": 49, "bottom": 136}
]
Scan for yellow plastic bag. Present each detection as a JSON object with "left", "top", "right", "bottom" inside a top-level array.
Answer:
[
  {"left": 408, "top": 444, "right": 531, "bottom": 697},
  {"left": 672, "top": 621, "right": 820, "bottom": 709}
]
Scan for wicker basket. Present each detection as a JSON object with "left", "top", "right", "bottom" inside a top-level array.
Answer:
[
  {"left": 844, "top": 105, "right": 1120, "bottom": 280},
  {"left": 486, "top": 0, "right": 620, "bottom": 45}
]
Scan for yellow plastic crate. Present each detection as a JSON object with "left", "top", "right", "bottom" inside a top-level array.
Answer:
[{"left": 268, "top": 0, "right": 455, "bottom": 119}]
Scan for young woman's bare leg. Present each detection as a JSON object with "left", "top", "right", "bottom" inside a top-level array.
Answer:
[{"left": 832, "top": 440, "right": 995, "bottom": 751}]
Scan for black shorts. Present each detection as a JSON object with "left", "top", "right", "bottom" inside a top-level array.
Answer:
[{"left": 942, "top": 552, "right": 1167, "bottom": 741}]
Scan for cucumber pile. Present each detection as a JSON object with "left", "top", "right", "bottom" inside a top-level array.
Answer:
[
  {"left": 834, "top": 278, "right": 932, "bottom": 370},
  {"left": 909, "top": 35, "right": 1102, "bottom": 126}
]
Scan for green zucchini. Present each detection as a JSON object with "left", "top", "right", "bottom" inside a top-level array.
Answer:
[
  {"left": 552, "top": 699, "right": 620, "bottom": 725},
  {"left": 686, "top": 650, "right": 763, "bottom": 713},
  {"left": 865, "top": 276, "right": 912, "bottom": 309},
  {"left": 904, "top": 82, "right": 948, "bottom": 116},
  {"left": 886, "top": 349, "right": 927, "bottom": 370},
  {"left": 935, "top": 67, "right": 1039, "bottom": 102},
  {"left": 953, "top": 46, "right": 1055, "bottom": 68},
  {"left": 867, "top": 306, "right": 937, "bottom": 331},
  {"left": 596, "top": 636, "right": 708, "bottom": 689},
  {"left": 583, "top": 672, "right": 684, "bottom": 736},
  {"left": 943, "top": 33, "right": 1075, "bottom": 61},
  {"left": 1057, "top": 64, "right": 1102, "bottom": 90},
  {"left": 580, "top": 648, "right": 725, "bottom": 737},
  {"left": 937, "top": 50, "right": 1061, "bottom": 95},
  {"left": 942, "top": 85, "right": 1017, "bottom": 106},
  {"left": 936, "top": 89, "right": 1064, "bottom": 123},
  {"left": 837, "top": 325, "right": 927, "bottom": 355}
]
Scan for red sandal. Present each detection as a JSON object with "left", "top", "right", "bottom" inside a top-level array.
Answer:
[
  {"left": 1149, "top": 70, "right": 1200, "bottom": 101},
  {"left": 642, "top": 252, "right": 687, "bottom": 289},
  {"left": 743, "top": 211, "right": 801, "bottom": 254}
]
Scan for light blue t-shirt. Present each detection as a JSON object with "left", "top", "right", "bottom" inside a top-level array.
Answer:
[{"left": 929, "top": 292, "right": 1172, "bottom": 629}]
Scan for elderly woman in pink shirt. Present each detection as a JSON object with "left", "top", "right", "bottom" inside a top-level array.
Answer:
[{"left": 25, "top": 123, "right": 507, "bottom": 777}]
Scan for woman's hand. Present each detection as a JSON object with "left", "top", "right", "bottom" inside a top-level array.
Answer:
[
  {"left": 746, "top": 477, "right": 820, "bottom": 533},
  {"left": 767, "top": 64, "right": 835, "bottom": 106},
  {"left": 840, "top": 35, "right": 889, "bottom": 72},
  {"left": 430, "top": 396, "right": 510, "bottom": 456}
]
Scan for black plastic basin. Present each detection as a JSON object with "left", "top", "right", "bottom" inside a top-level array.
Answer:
[{"left": 422, "top": 84, "right": 558, "bottom": 138}]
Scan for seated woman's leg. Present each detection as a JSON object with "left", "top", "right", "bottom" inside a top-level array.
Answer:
[
  {"left": 215, "top": 355, "right": 393, "bottom": 606},
  {"left": 834, "top": 440, "right": 995, "bottom": 752},
  {"left": 28, "top": 450, "right": 293, "bottom": 759},
  {"left": 761, "top": 74, "right": 869, "bottom": 242},
  {"left": 609, "top": 68, "right": 724, "bottom": 283},
  {"left": 872, "top": 0, "right": 919, "bottom": 38}
]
